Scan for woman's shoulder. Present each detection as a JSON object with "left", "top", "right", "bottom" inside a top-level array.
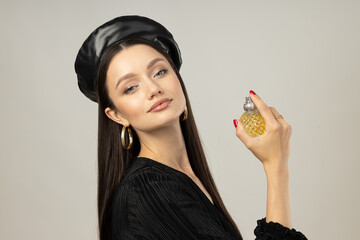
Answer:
[
  {"left": 113, "top": 157, "right": 182, "bottom": 201},
  {"left": 122, "top": 157, "right": 178, "bottom": 182}
]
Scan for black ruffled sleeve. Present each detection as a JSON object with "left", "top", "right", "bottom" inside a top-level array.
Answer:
[{"left": 254, "top": 217, "right": 308, "bottom": 240}]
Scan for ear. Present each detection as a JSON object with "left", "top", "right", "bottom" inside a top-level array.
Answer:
[{"left": 104, "top": 107, "right": 130, "bottom": 126}]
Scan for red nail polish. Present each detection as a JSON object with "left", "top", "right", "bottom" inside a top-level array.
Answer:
[
  {"left": 250, "top": 90, "right": 256, "bottom": 95},
  {"left": 233, "top": 119, "right": 238, "bottom": 128}
]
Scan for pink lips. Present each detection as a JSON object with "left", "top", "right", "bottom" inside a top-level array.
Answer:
[{"left": 148, "top": 98, "right": 172, "bottom": 112}]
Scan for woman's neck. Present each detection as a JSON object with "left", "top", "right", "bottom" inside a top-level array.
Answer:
[{"left": 136, "top": 120, "right": 194, "bottom": 176}]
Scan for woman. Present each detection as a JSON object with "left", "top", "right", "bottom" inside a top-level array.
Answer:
[{"left": 75, "top": 15, "right": 307, "bottom": 240}]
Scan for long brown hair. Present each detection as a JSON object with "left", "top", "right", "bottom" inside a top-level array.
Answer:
[{"left": 95, "top": 38, "right": 242, "bottom": 240}]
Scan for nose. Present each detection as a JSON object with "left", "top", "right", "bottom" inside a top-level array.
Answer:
[{"left": 146, "top": 78, "right": 163, "bottom": 99}]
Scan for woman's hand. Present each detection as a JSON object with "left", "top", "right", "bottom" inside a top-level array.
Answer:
[{"left": 233, "top": 90, "right": 292, "bottom": 175}]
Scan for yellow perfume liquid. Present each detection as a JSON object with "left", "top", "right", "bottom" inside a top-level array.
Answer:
[{"left": 239, "top": 96, "right": 266, "bottom": 137}]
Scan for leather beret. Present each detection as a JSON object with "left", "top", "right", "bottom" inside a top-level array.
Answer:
[{"left": 74, "top": 15, "right": 182, "bottom": 103}]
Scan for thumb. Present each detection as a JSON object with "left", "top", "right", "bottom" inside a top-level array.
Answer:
[{"left": 233, "top": 119, "right": 253, "bottom": 148}]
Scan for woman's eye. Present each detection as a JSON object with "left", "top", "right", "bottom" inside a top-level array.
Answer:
[
  {"left": 154, "top": 69, "right": 167, "bottom": 77},
  {"left": 124, "top": 85, "right": 137, "bottom": 94},
  {"left": 123, "top": 69, "right": 167, "bottom": 94}
]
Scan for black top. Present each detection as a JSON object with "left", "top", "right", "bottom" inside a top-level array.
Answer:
[{"left": 111, "top": 157, "right": 307, "bottom": 240}]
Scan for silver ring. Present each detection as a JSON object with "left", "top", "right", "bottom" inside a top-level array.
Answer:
[{"left": 274, "top": 115, "right": 284, "bottom": 120}]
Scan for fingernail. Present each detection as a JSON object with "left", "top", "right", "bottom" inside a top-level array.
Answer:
[
  {"left": 233, "top": 119, "right": 238, "bottom": 128},
  {"left": 250, "top": 90, "right": 256, "bottom": 95}
]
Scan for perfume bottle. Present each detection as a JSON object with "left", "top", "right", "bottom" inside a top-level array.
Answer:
[{"left": 239, "top": 96, "right": 266, "bottom": 137}]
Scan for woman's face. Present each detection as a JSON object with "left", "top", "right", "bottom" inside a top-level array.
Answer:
[{"left": 104, "top": 44, "right": 186, "bottom": 132}]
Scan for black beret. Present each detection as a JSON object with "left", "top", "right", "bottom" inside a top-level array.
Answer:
[{"left": 74, "top": 15, "right": 182, "bottom": 103}]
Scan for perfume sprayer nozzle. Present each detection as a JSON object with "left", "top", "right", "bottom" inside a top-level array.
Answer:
[{"left": 243, "top": 96, "right": 256, "bottom": 111}]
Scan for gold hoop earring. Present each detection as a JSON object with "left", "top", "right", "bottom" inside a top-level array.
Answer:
[
  {"left": 121, "top": 125, "right": 133, "bottom": 150},
  {"left": 181, "top": 105, "right": 188, "bottom": 121}
]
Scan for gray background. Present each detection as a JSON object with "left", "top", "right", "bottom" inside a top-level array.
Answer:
[{"left": 1, "top": 0, "right": 359, "bottom": 239}]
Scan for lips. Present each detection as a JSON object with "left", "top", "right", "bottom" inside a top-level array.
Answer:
[{"left": 148, "top": 98, "right": 172, "bottom": 112}]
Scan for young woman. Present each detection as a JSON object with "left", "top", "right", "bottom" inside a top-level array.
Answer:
[{"left": 75, "top": 15, "right": 307, "bottom": 240}]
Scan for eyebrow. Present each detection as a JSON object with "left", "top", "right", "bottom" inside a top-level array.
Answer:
[{"left": 115, "top": 57, "right": 165, "bottom": 89}]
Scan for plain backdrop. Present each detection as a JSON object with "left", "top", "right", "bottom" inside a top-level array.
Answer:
[{"left": 1, "top": 0, "right": 359, "bottom": 239}]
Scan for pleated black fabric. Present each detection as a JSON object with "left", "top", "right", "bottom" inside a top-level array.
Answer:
[{"left": 111, "top": 157, "right": 308, "bottom": 240}]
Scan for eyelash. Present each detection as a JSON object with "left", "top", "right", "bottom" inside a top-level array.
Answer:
[{"left": 123, "top": 69, "right": 168, "bottom": 94}]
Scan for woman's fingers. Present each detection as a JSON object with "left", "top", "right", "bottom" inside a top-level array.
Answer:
[
  {"left": 249, "top": 92, "right": 278, "bottom": 127},
  {"left": 288, "top": 124, "right": 292, "bottom": 144},
  {"left": 269, "top": 107, "right": 291, "bottom": 134},
  {"left": 269, "top": 107, "right": 286, "bottom": 126},
  {"left": 268, "top": 106, "right": 293, "bottom": 154},
  {"left": 234, "top": 119, "right": 254, "bottom": 149}
]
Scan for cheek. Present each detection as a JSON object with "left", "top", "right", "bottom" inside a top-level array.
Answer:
[
  {"left": 172, "top": 78, "right": 185, "bottom": 99},
  {"left": 167, "top": 75, "right": 182, "bottom": 93},
  {"left": 116, "top": 98, "right": 145, "bottom": 120}
]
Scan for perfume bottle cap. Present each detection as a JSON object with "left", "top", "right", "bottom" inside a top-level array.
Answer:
[{"left": 243, "top": 96, "right": 257, "bottom": 111}]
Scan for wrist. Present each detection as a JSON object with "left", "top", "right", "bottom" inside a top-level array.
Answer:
[{"left": 264, "top": 163, "right": 290, "bottom": 180}]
